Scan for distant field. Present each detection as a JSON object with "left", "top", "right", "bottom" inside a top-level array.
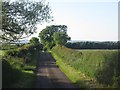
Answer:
[
  {"left": 77, "top": 49, "right": 118, "bottom": 53},
  {"left": 78, "top": 49, "right": 117, "bottom": 51},
  {"left": 52, "top": 45, "right": 119, "bottom": 88}
]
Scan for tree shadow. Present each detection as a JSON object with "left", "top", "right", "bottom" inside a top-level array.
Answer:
[
  {"left": 2, "top": 59, "right": 21, "bottom": 88},
  {"left": 35, "top": 51, "right": 76, "bottom": 88},
  {"left": 2, "top": 59, "right": 36, "bottom": 88}
]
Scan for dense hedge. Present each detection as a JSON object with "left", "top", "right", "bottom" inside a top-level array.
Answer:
[
  {"left": 2, "top": 43, "right": 43, "bottom": 88},
  {"left": 5, "top": 44, "right": 43, "bottom": 57}
]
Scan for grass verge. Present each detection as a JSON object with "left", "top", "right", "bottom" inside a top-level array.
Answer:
[
  {"left": 12, "top": 51, "right": 40, "bottom": 88},
  {"left": 51, "top": 45, "right": 119, "bottom": 88},
  {"left": 51, "top": 51, "right": 99, "bottom": 88},
  {"left": 2, "top": 51, "right": 40, "bottom": 88}
]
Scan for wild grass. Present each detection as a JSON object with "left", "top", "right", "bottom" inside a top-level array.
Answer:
[
  {"left": 2, "top": 44, "right": 40, "bottom": 88},
  {"left": 51, "top": 52, "right": 91, "bottom": 88},
  {"left": 51, "top": 45, "right": 119, "bottom": 88},
  {"left": 11, "top": 51, "right": 40, "bottom": 88}
]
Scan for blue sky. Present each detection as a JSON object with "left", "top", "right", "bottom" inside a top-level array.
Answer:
[{"left": 28, "top": 0, "right": 118, "bottom": 41}]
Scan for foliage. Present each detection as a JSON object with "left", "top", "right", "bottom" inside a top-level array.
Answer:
[
  {"left": 53, "top": 32, "right": 71, "bottom": 46},
  {"left": 52, "top": 45, "right": 119, "bottom": 88},
  {"left": 1, "top": 0, "right": 53, "bottom": 42},
  {"left": 51, "top": 52, "right": 90, "bottom": 88},
  {"left": 5, "top": 43, "right": 43, "bottom": 58},
  {"left": 29, "top": 37, "right": 40, "bottom": 45},
  {"left": 2, "top": 43, "right": 41, "bottom": 88},
  {"left": 65, "top": 41, "right": 119, "bottom": 49},
  {"left": 1, "top": 43, "right": 21, "bottom": 50},
  {"left": 39, "top": 25, "right": 70, "bottom": 49}
]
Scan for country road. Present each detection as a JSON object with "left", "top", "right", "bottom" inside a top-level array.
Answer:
[{"left": 35, "top": 52, "right": 76, "bottom": 88}]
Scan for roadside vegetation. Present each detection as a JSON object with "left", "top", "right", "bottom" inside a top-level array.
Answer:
[
  {"left": 1, "top": 0, "right": 119, "bottom": 88},
  {"left": 51, "top": 45, "right": 119, "bottom": 88},
  {"left": 1, "top": 0, "right": 52, "bottom": 88},
  {"left": 38, "top": 24, "right": 119, "bottom": 88},
  {"left": 2, "top": 37, "right": 43, "bottom": 88}
]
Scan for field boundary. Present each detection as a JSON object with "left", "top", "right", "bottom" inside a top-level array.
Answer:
[{"left": 50, "top": 51, "right": 99, "bottom": 88}]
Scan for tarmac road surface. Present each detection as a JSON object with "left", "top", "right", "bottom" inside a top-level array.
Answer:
[{"left": 35, "top": 52, "right": 76, "bottom": 88}]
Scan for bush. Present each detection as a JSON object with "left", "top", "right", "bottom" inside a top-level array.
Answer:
[
  {"left": 5, "top": 50, "right": 18, "bottom": 56},
  {"left": 2, "top": 43, "right": 42, "bottom": 88}
]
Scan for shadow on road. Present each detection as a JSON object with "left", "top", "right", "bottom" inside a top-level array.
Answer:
[{"left": 35, "top": 51, "right": 76, "bottom": 88}]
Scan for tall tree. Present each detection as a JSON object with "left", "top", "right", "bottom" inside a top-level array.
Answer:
[
  {"left": 1, "top": 0, "right": 53, "bottom": 43},
  {"left": 53, "top": 32, "right": 71, "bottom": 46},
  {"left": 38, "top": 25, "right": 70, "bottom": 49}
]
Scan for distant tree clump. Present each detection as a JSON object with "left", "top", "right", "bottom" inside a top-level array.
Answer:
[
  {"left": 39, "top": 25, "right": 71, "bottom": 49},
  {"left": 1, "top": 0, "right": 53, "bottom": 43},
  {"left": 65, "top": 41, "right": 119, "bottom": 49},
  {"left": 29, "top": 37, "right": 43, "bottom": 51},
  {"left": 29, "top": 37, "right": 40, "bottom": 45}
]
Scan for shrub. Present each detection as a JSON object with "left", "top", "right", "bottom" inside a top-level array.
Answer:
[
  {"left": 2, "top": 43, "right": 42, "bottom": 88},
  {"left": 5, "top": 50, "right": 18, "bottom": 56}
]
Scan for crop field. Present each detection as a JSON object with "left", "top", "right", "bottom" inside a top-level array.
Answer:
[{"left": 51, "top": 45, "right": 119, "bottom": 88}]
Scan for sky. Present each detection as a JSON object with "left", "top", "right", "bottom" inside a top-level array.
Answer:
[{"left": 28, "top": 0, "right": 119, "bottom": 41}]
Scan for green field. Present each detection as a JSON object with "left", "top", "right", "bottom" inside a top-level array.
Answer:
[{"left": 51, "top": 45, "right": 119, "bottom": 88}]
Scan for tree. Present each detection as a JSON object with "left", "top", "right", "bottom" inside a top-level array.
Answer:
[
  {"left": 38, "top": 25, "right": 70, "bottom": 49},
  {"left": 1, "top": 0, "right": 53, "bottom": 43},
  {"left": 53, "top": 32, "right": 71, "bottom": 46},
  {"left": 29, "top": 37, "right": 39, "bottom": 45},
  {"left": 29, "top": 37, "right": 43, "bottom": 51}
]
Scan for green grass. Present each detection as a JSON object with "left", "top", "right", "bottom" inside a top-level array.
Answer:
[
  {"left": 13, "top": 51, "right": 40, "bottom": 88},
  {"left": 2, "top": 50, "right": 40, "bottom": 88},
  {"left": 51, "top": 51, "right": 93, "bottom": 88},
  {"left": 51, "top": 45, "right": 119, "bottom": 88}
]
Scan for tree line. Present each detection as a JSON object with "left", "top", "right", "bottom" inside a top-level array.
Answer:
[{"left": 65, "top": 41, "right": 119, "bottom": 49}]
